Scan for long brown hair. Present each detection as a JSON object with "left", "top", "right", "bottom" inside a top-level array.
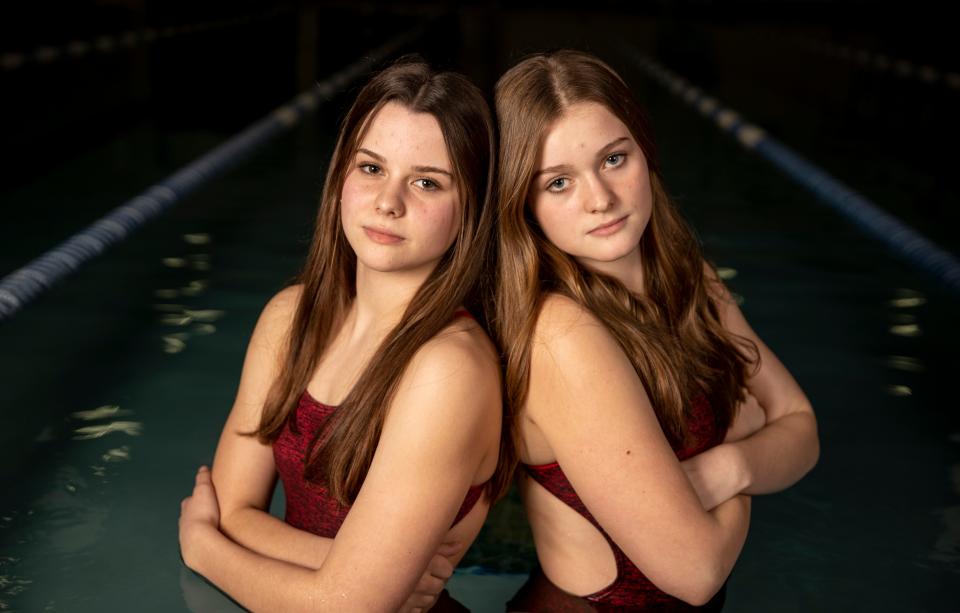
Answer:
[
  {"left": 494, "top": 50, "right": 757, "bottom": 452},
  {"left": 254, "top": 59, "right": 511, "bottom": 505}
]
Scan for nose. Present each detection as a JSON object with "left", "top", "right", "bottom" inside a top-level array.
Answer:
[
  {"left": 583, "top": 173, "right": 614, "bottom": 214},
  {"left": 375, "top": 179, "right": 405, "bottom": 218}
]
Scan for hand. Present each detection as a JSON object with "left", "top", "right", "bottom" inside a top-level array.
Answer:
[
  {"left": 724, "top": 391, "right": 766, "bottom": 443},
  {"left": 179, "top": 466, "right": 221, "bottom": 570},
  {"left": 398, "top": 541, "right": 463, "bottom": 613}
]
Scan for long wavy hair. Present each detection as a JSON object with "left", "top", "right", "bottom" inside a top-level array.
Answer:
[
  {"left": 253, "top": 59, "right": 511, "bottom": 505},
  {"left": 494, "top": 50, "right": 758, "bottom": 452}
]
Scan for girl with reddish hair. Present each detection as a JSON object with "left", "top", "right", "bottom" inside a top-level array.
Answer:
[{"left": 494, "top": 50, "right": 819, "bottom": 611}]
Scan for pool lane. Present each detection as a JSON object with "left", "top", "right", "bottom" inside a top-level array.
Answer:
[
  {"left": 2, "top": 13, "right": 958, "bottom": 612},
  {"left": 620, "top": 50, "right": 960, "bottom": 610}
]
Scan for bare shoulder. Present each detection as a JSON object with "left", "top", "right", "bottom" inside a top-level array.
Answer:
[
  {"left": 260, "top": 284, "right": 302, "bottom": 326},
  {"left": 249, "top": 284, "right": 303, "bottom": 347},
  {"left": 404, "top": 319, "right": 499, "bottom": 397},
  {"left": 532, "top": 293, "right": 616, "bottom": 359}
]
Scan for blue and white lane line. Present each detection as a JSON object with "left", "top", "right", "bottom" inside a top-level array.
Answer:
[
  {"left": 792, "top": 35, "right": 960, "bottom": 91},
  {"left": 0, "top": 26, "right": 422, "bottom": 322},
  {"left": 624, "top": 45, "right": 960, "bottom": 297},
  {"left": 0, "top": 8, "right": 287, "bottom": 71}
]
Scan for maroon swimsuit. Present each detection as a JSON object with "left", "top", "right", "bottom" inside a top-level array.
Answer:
[
  {"left": 273, "top": 390, "right": 486, "bottom": 537},
  {"left": 272, "top": 390, "right": 483, "bottom": 612},
  {"left": 509, "top": 395, "right": 728, "bottom": 612}
]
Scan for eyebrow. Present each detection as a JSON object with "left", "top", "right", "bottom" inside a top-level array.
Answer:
[
  {"left": 532, "top": 136, "right": 632, "bottom": 179},
  {"left": 356, "top": 148, "right": 453, "bottom": 177}
]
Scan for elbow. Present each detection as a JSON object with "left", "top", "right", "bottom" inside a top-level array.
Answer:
[
  {"left": 673, "top": 563, "right": 727, "bottom": 606},
  {"left": 649, "top": 557, "right": 728, "bottom": 606},
  {"left": 217, "top": 504, "right": 253, "bottom": 541},
  {"left": 800, "top": 410, "right": 821, "bottom": 476}
]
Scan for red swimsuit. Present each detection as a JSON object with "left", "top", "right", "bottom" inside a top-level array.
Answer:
[
  {"left": 273, "top": 390, "right": 486, "bottom": 537},
  {"left": 272, "top": 391, "right": 482, "bottom": 612},
  {"left": 509, "top": 395, "right": 728, "bottom": 612},
  {"left": 273, "top": 308, "right": 486, "bottom": 536}
]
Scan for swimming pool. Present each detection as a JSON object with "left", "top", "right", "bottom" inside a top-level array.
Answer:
[{"left": 2, "top": 9, "right": 957, "bottom": 612}]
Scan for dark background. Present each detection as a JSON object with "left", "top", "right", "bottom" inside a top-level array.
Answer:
[{"left": 1, "top": 1, "right": 958, "bottom": 611}]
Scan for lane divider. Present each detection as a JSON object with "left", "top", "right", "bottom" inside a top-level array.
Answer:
[
  {"left": 1, "top": 7, "right": 286, "bottom": 72},
  {"left": 624, "top": 45, "right": 960, "bottom": 296},
  {"left": 0, "top": 26, "right": 423, "bottom": 322},
  {"left": 792, "top": 35, "right": 960, "bottom": 91}
]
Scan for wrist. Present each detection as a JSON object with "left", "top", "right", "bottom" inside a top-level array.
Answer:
[
  {"left": 183, "top": 523, "right": 219, "bottom": 573},
  {"left": 726, "top": 443, "right": 752, "bottom": 493}
]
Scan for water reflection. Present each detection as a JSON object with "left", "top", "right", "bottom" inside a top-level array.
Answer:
[
  {"left": 890, "top": 288, "right": 927, "bottom": 309},
  {"left": 183, "top": 233, "right": 212, "bottom": 245},
  {"left": 71, "top": 405, "right": 129, "bottom": 421},
  {"left": 886, "top": 355, "right": 925, "bottom": 372},
  {"left": 180, "top": 280, "right": 208, "bottom": 297},
  {"left": 163, "top": 335, "right": 187, "bottom": 354},
  {"left": 889, "top": 296, "right": 927, "bottom": 308},
  {"left": 889, "top": 324, "right": 921, "bottom": 338},
  {"left": 884, "top": 385, "right": 913, "bottom": 397},
  {"left": 72, "top": 421, "right": 143, "bottom": 440},
  {"left": 716, "top": 266, "right": 738, "bottom": 280},
  {"left": 193, "top": 323, "right": 216, "bottom": 335},
  {"left": 101, "top": 446, "right": 130, "bottom": 462},
  {"left": 163, "top": 257, "right": 188, "bottom": 268}
]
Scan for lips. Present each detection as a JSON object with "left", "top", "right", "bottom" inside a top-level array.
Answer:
[
  {"left": 363, "top": 226, "right": 404, "bottom": 244},
  {"left": 588, "top": 215, "right": 628, "bottom": 236}
]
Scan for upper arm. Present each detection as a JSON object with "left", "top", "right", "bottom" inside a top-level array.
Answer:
[
  {"left": 212, "top": 285, "right": 302, "bottom": 516},
  {"left": 525, "top": 295, "right": 730, "bottom": 592},
  {"left": 702, "top": 262, "right": 815, "bottom": 425},
  {"left": 312, "top": 333, "right": 500, "bottom": 610}
]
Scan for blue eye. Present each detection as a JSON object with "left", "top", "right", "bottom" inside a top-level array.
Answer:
[
  {"left": 547, "top": 177, "right": 569, "bottom": 192},
  {"left": 606, "top": 153, "right": 625, "bottom": 167}
]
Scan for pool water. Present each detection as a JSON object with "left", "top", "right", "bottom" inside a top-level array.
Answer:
[{"left": 2, "top": 8, "right": 958, "bottom": 612}]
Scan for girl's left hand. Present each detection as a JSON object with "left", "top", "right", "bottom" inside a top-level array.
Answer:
[{"left": 179, "top": 466, "right": 221, "bottom": 570}]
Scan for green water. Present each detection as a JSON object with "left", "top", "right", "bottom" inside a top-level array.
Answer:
[{"left": 2, "top": 9, "right": 958, "bottom": 612}]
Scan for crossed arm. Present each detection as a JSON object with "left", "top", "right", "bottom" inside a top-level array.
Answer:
[
  {"left": 680, "top": 264, "right": 820, "bottom": 510},
  {"left": 178, "top": 289, "right": 500, "bottom": 612},
  {"left": 526, "top": 295, "right": 752, "bottom": 606}
]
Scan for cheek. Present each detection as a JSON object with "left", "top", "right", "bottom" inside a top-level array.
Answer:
[
  {"left": 533, "top": 200, "right": 578, "bottom": 247},
  {"left": 420, "top": 198, "right": 460, "bottom": 246},
  {"left": 339, "top": 174, "right": 366, "bottom": 225}
]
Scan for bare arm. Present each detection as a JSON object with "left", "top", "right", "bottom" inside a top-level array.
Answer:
[
  {"left": 682, "top": 265, "right": 820, "bottom": 509},
  {"left": 181, "top": 327, "right": 500, "bottom": 612},
  {"left": 527, "top": 296, "right": 750, "bottom": 606},
  {"left": 205, "top": 286, "right": 340, "bottom": 569}
]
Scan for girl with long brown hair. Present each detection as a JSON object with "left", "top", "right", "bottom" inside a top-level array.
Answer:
[
  {"left": 177, "top": 59, "right": 510, "bottom": 611},
  {"left": 494, "top": 50, "right": 819, "bottom": 610}
]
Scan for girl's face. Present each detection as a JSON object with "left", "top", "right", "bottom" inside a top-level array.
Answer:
[
  {"left": 529, "top": 102, "right": 652, "bottom": 272},
  {"left": 341, "top": 102, "right": 461, "bottom": 276}
]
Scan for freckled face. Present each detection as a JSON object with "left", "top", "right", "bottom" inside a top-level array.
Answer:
[
  {"left": 340, "top": 102, "right": 460, "bottom": 275},
  {"left": 529, "top": 102, "right": 652, "bottom": 269}
]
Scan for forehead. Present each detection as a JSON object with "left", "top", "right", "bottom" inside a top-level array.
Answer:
[
  {"left": 358, "top": 101, "right": 450, "bottom": 167},
  {"left": 539, "top": 102, "right": 630, "bottom": 163}
]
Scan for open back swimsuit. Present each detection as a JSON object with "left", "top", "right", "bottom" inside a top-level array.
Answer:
[
  {"left": 272, "top": 310, "right": 484, "bottom": 611},
  {"left": 507, "top": 395, "right": 728, "bottom": 612}
]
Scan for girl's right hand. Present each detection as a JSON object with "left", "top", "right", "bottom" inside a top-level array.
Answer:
[
  {"left": 400, "top": 541, "right": 463, "bottom": 612},
  {"left": 724, "top": 392, "right": 766, "bottom": 443}
]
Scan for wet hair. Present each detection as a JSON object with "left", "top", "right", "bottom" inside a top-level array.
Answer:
[
  {"left": 494, "top": 50, "right": 757, "bottom": 450},
  {"left": 254, "top": 58, "right": 510, "bottom": 505}
]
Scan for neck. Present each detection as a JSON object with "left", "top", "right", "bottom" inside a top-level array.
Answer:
[
  {"left": 347, "top": 261, "right": 435, "bottom": 339},
  {"left": 578, "top": 244, "right": 645, "bottom": 295}
]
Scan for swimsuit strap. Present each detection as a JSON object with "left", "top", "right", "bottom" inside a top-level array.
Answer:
[{"left": 452, "top": 308, "right": 474, "bottom": 320}]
